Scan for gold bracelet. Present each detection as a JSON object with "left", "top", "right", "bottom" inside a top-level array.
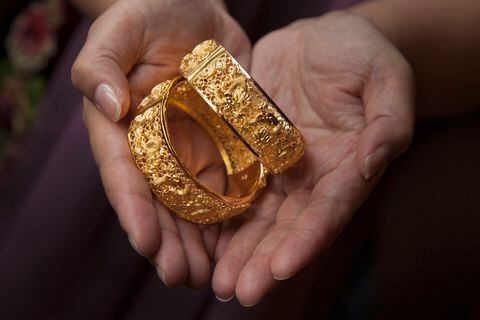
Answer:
[
  {"left": 129, "top": 77, "right": 267, "bottom": 224},
  {"left": 128, "top": 40, "right": 304, "bottom": 224},
  {"left": 180, "top": 40, "right": 304, "bottom": 174}
]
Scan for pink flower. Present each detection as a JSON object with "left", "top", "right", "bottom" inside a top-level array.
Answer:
[{"left": 6, "top": 2, "right": 58, "bottom": 73}]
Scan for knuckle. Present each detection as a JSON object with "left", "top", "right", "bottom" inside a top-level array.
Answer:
[
  {"left": 70, "top": 57, "right": 88, "bottom": 89},
  {"left": 385, "top": 115, "right": 414, "bottom": 147},
  {"left": 87, "top": 18, "right": 100, "bottom": 37},
  {"left": 384, "top": 116, "right": 414, "bottom": 153},
  {"left": 399, "top": 123, "right": 414, "bottom": 148}
]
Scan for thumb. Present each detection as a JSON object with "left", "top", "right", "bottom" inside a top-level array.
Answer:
[
  {"left": 71, "top": 9, "right": 142, "bottom": 122},
  {"left": 356, "top": 58, "right": 415, "bottom": 179}
]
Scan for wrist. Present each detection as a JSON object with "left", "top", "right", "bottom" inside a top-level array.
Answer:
[
  {"left": 346, "top": 1, "right": 410, "bottom": 55},
  {"left": 348, "top": 1, "right": 480, "bottom": 118}
]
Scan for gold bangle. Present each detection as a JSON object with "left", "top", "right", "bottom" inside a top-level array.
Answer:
[
  {"left": 128, "top": 77, "right": 267, "bottom": 224},
  {"left": 180, "top": 40, "right": 304, "bottom": 174},
  {"left": 128, "top": 40, "right": 304, "bottom": 224}
]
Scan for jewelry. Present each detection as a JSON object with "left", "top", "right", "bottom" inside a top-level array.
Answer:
[
  {"left": 180, "top": 40, "right": 304, "bottom": 174},
  {"left": 129, "top": 77, "right": 267, "bottom": 224},
  {"left": 128, "top": 40, "right": 304, "bottom": 224}
]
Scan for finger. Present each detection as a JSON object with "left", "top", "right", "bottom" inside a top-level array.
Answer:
[
  {"left": 270, "top": 161, "right": 376, "bottom": 281},
  {"left": 211, "top": 191, "right": 283, "bottom": 301},
  {"left": 152, "top": 202, "right": 189, "bottom": 288},
  {"left": 235, "top": 191, "right": 310, "bottom": 307},
  {"left": 214, "top": 218, "right": 241, "bottom": 262},
  {"left": 72, "top": 6, "right": 144, "bottom": 121},
  {"left": 199, "top": 224, "right": 220, "bottom": 261},
  {"left": 175, "top": 217, "right": 211, "bottom": 289},
  {"left": 83, "top": 99, "right": 161, "bottom": 256},
  {"left": 128, "top": 63, "right": 178, "bottom": 107},
  {"left": 357, "top": 55, "right": 415, "bottom": 179},
  {"left": 210, "top": 2, "right": 252, "bottom": 69}
]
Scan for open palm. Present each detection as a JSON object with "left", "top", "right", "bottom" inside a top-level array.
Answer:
[{"left": 211, "top": 11, "right": 414, "bottom": 305}]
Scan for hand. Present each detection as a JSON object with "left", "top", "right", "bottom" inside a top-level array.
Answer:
[
  {"left": 72, "top": 0, "right": 250, "bottom": 288},
  {"left": 211, "top": 11, "right": 414, "bottom": 305}
]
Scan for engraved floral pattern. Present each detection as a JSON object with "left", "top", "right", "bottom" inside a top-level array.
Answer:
[
  {"left": 128, "top": 80, "right": 251, "bottom": 224},
  {"left": 180, "top": 40, "right": 219, "bottom": 77},
  {"left": 180, "top": 40, "right": 304, "bottom": 174},
  {"left": 171, "top": 82, "right": 258, "bottom": 175}
]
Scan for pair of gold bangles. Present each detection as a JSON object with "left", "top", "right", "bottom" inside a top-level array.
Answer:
[{"left": 128, "top": 40, "right": 304, "bottom": 224}]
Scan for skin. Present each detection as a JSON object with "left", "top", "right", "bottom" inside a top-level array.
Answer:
[
  {"left": 73, "top": 0, "right": 250, "bottom": 289},
  {"left": 211, "top": 12, "right": 413, "bottom": 305},
  {"left": 218, "top": 0, "right": 480, "bottom": 301},
  {"left": 350, "top": 0, "right": 480, "bottom": 119},
  {"left": 72, "top": 0, "right": 250, "bottom": 121},
  {"left": 71, "top": 0, "right": 480, "bottom": 307}
]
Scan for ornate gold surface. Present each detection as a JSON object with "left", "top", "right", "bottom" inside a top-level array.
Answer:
[
  {"left": 128, "top": 78, "right": 266, "bottom": 224},
  {"left": 180, "top": 40, "right": 304, "bottom": 174},
  {"left": 128, "top": 40, "right": 304, "bottom": 224}
]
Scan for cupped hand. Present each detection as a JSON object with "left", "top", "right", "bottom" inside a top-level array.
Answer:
[
  {"left": 212, "top": 11, "right": 414, "bottom": 305},
  {"left": 72, "top": 0, "right": 250, "bottom": 289}
]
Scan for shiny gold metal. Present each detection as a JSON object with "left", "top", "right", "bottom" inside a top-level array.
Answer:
[
  {"left": 180, "top": 40, "right": 304, "bottom": 174},
  {"left": 128, "top": 40, "right": 304, "bottom": 224},
  {"left": 128, "top": 77, "right": 267, "bottom": 224}
]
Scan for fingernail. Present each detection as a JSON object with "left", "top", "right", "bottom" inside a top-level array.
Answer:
[
  {"left": 128, "top": 236, "right": 145, "bottom": 257},
  {"left": 215, "top": 294, "right": 234, "bottom": 303},
  {"left": 272, "top": 273, "right": 292, "bottom": 281},
  {"left": 156, "top": 267, "right": 171, "bottom": 288},
  {"left": 364, "top": 145, "right": 390, "bottom": 180},
  {"left": 94, "top": 83, "right": 122, "bottom": 122},
  {"left": 241, "top": 299, "right": 260, "bottom": 308}
]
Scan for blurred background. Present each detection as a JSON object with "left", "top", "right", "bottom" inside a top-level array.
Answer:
[{"left": 0, "top": 0, "right": 479, "bottom": 319}]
